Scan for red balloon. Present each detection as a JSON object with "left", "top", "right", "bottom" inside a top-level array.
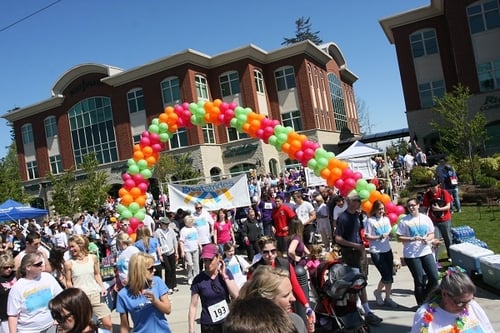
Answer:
[{"left": 129, "top": 218, "right": 141, "bottom": 231}]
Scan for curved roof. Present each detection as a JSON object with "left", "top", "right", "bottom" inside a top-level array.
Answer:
[
  {"left": 51, "top": 63, "right": 123, "bottom": 96},
  {"left": 320, "top": 42, "right": 347, "bottom": 67}
]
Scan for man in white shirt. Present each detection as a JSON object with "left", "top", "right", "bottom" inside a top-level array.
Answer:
[
  {"left": 192, "top": 203, "right": 214, "bottom": 247},
  {"left": 293, "top": 192, "right": 316, "bottom": 246}
]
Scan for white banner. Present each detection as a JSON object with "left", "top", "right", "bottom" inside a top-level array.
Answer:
[
  {"left": 348, "top": 157, "right": 376, "bottom": 179},
  {"left": 304, "top": 167, "right": 326, "bottom": 187},
  {"left": 167, "top": 174, "right": 251, "bottom": 211}
]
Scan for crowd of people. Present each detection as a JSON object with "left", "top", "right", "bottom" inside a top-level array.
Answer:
[{"left": 0, "top": 156, "right": 488, "bottom": 332}]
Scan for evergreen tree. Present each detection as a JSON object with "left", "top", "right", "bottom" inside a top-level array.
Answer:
[
  {"left": 282, "top": 17, "right": 323, "bottom": 46},
  {"left": 0, "top": 143, "right": 30, "bottom": 203}
]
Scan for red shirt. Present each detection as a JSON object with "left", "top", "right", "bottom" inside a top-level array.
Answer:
[
  {"left": 272, "top": 205, "right": 296, "bottom": 237},
  {"left": 422, "top": 188, "right": 452, "bottom": 222}
]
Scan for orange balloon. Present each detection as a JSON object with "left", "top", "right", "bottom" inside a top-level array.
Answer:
[
  {"left": 362, "top": 200, "right": 373, "bottom": 214},
  {"left": 320, "top": 168, "right": 331, "bottom": 179},
  {"left": 135, "top": 195, "right": 146, "bottom": 207},
  {"left": 133, "top": 150, "right": 144, "bottom": 161},
  {"left": 331, "top": 167, "right": 343, "bottom": 180},
  {"left": 159, "top": 113, "right": 169, "bottom": 123},
  {"left": 130, "top": 187, "right": 142, "bottom": 198},
  {"left": 121, "top": 194, "right": 133, "bottom": 206},
  {"left": 142, "top": 146, "right": 153, "bottom": 157},
  {"left": 146, "top": 156, "right": 157, "bottom": 167},
  {"left": 281, "top": 142, "right": 291, "bottom": 153},
  {"left": 369, "top": 190, "right": 382, "bottom": 203},
  {"left": 381, "top": 194, "right": 391, "bottom": 204},
  {"left": 129, "top": 232, "right": 137, "bottom": 242},
  {"left": 118, "top": 188, "right": 129, "bottom": 198}
]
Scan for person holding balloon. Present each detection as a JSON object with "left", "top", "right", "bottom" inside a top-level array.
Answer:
[{"left": 364, "top": 200, "right": 398, "bottom": 308}]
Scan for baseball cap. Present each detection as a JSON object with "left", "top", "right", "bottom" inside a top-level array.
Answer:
[
  {"left": 159, "top": 217, "right": 169, "bottom": 224},
  {"left": 200, "top": 243, "right": 219, "bottom": 260},
  {"left": 429, "top": 179, "right": 439, "bottom": 187}
]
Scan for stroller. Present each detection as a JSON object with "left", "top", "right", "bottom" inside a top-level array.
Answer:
[{"left": 310, "top": 259, "right": 371, "bottom": 333}]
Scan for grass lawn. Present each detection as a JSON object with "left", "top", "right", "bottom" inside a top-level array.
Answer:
[{"left": 450, "top": 204, "right": 500, "bottom": 254}]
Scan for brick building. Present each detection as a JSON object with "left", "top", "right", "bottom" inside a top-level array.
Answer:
[
  {"left": 2, "top": 40, "right": 360, "bottom": 200},
  {"left": 380, "top": 0, "right": 500, "bottom": 155}
]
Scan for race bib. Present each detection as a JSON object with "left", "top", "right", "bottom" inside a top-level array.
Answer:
[
  {"left": 208, "top": 299, "right": 229, "bottom": 322},
  {"left": 159, "top": 244, "right": 171, "bottom": 254}
]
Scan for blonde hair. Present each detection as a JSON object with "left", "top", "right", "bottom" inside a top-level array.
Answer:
[
  {"left": 68, "top": 235, "right": 89, "bottom": 256},
  {"left": 127, "top": 252, "right": 155, "bottom": 296},
  {"left": 116, "top": 232, "right": 134, "bottom": 247},
  {"left": 0, "top": 252, "right": 14, "bottom": 268},
  {"left": 136, "top": 226, "right": 152, "bottom": 251},
  {"left": 239, "top": 265, "right": 289, "bottom": 300}
]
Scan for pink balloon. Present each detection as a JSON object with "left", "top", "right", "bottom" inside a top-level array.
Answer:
[
  {"left": 149, "top": 133, "right": 160, "bottom": 144},
  {"left": 140, "top": 137, "right": 151, "bottom": 147},
  {"left": 335, "top": 179, "right": 345, "bottom": 189},
  {"left": 129, "top": 218, "right": 141, "bottom": 231},
  {"left": 124, "top": 179, "right": 135, "bottom": 190},
  {"left": 385, "top": 202, "right": 396, "bottom": 213},
  {"left": 295, "top": 150, "right": 304, "bottom": 162},
  {"left": 345, "top": 177, "right": 356, "bottom": 190},
  {"left": 141, "top": 131, "right": 149, "bottom": 138},
  {"left": 395, "top": 205, "right": 406, "bottom": 215},
  {"left": 353, "top": 172, "right": 363, "bottom": 181},
  {"left": 388, "top": 213, "right": 398, "bottom": 224},
  {"left": 132, "top": 174, "right": 145, "bottom": 183},
  {"left": 137, "top": 182, "right": 148, "bottom": 193},
  {"left": 122, "top": 173, "right": 132, "bottom": 181},
  {"left": 342, "top": 168, "right": 354, "bottom": 179}
]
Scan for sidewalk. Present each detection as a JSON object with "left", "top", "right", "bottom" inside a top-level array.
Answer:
[{"left": 108, "top": 242, "right": 500, "bottom": 332}]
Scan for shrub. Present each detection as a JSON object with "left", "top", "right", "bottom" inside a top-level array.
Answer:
[
  {"left": 409, "top": 166, "right": 435, "bottom": 185},
  {"left": 476, "top": 174, "right": 497, "bottom": 188}
]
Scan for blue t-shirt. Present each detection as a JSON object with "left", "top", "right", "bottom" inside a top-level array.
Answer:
[
  {"left": 135, "top": 238, "right": 160, "bottom": 265},
  {"left": 116, "top": 276, "right": 171, "bottom": 333}
]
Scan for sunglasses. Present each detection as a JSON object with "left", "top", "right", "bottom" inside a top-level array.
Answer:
[
  {"left": 32, "top": 261, "right": 44, "bottom": 267},
  {"left": 1, "top": 266, "right": 13, "bottom": 269},
  {"left": 51, "top": 310, "right": 72, "bottom": 324},
  {"left": 147, "top": 266, "right": 155, "bottom": 273},
  {"left": 195, "top": 206, "right": 202, "bottom": 209},
  {"left": 262, "top": 249, "right": 277, "bottom": 255}
]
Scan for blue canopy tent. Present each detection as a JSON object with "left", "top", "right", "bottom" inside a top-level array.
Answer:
[{"left": 0, "top": 199, "right": 48, "bottom": 222}]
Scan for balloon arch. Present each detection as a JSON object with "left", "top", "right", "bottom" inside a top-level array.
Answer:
[{"left": 117, "top": 99, "right": 405, "bottom": 239}]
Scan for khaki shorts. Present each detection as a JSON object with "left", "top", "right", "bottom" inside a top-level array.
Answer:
[{"left": 87, "top": 292, "right": 111, "bottom": 319}]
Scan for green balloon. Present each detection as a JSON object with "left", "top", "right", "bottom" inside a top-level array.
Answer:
[
  {"left": 148, "top": 124, "right": 159, "bottom": 134},
  {"left": 158, "top": 122, "right": 168, "bottom": 133},
  {"left": 356, "top": 179, "right": 368, "bottom": 192},
  {"left": 367, "top": 183, "right": 377, "bottom": 192},
  {"left": 307, "top": 159, "right": 318, "bottom": 170},
  {"left": 159, "top": 132, "right": 170, "bottom": 142},
  {"left": 141, "top": 169, "right": 152, "bottom": 179},
  {"left": 121, "top": 209, "right": 133, "bottom": 219},
  {"left": 268, "top": 135, "right": 277, "bottom": 146},
  {"left": 128, "top": 165, "right": 139, "bottom": 175},
  {"left": 134, "top": 210, "right": 145, "bottom": 221},
  {"left": 137, "top": 159, "right": 148, "bottom": 170},
  {"left": 129, "top": 202, "right": 140, "bottom": 213},
  {"left": 359, "top": 189, "right": 370, "bottom": 200}
]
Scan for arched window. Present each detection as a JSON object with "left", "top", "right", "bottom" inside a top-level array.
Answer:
[
  {"left": 254, "top": 69, "right": 265, "bottom": 93},
  {"left": 127, "top": 88, "right": 145, "bottom": 114},
  {"left": 274, "top": 66, "right": 296, "bottom": 91},
  {"left": 195, "top": 75, "right": 209, "bottom": 100},
  {"left": 219, "top": 71, "right": 240, "bottom": 97},
  {"left": 161, "top": 77, "right": 181, "bottom": 105},
  {"left": 68, "top": 97, "right": 118, "bottom": 166},
  {"left": 327, "top": 73, "right": 347, "bottom": 130},
  {"left": 21, "top": 123, "right": 34, "bottom": 145},
  {"left": 44, "top": 116, "right": 58, "bottom": 138}
]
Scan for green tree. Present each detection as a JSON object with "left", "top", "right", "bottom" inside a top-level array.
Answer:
[
  {"left": 431, "top": 84, "right": 488, "bottom": 158},
  {"left": 0, "top": 143, "right": 30, "bottom": 203},
  {"left": 282, "top": 17, "right": 323, "bottom": 46},
  {"left": 48, "top": 168, "right": 79, "bottom": 216},
  {"left": 76, "top": 153, "right": 111, "bottom": 212},
  {"left": 431, "top": 84, "right": 488, "bottom": 183},
  {"left": 155, "top": 152, "right": 202, "bottom": 191}
]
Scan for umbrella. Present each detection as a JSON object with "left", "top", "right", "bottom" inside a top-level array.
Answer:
[{"left": 0, "top": 199, "right": 48, "bottom": 222}]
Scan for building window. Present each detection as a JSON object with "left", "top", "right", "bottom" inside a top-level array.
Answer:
[
  {"left": 68, "top": 97, "right": 118, "bottom": 166},
  {"left": 44, "top": 116, "right": 58, "bottom": 138},
  {"left": 254, "top": 70, "right": 265, "bottom": 93},
  {"left": 127, "top": 88, "right": 145, "bottom": 114},
  {"left": 220, "top": 72, "right": 240, "bottom": 97},
  {"left": 26, "top": 161, "right": 38, "bottom": 179},
  {"left": 282, "top": 111, "right": 303, "bottom": 131},
  {"left": 133, "top": 134, "right": 141, "bottom": 145},
  {"left": 202, "top": 124, "right": 216, "bottom": 144},
  {"left": 275, "top": 67, "right": 296, "bottom": 91},
  {"left": 410, "top": 29, "right": 438, "bottom": 58},
  {"left": 327, "top": 73, "right": 348, "bottom": 130},
  {"left": 227, "top": 127, "right": 248, "bottom": 141},
  {"left": 478, "top": 59, "right": 500, "bottom": 91},
  {"left": 161, "top": 77, "right": 181, "bottom": 105},
  {"left": 170, "top": 128, "right": 188, "bottom": 149},
  {"left": 418, "top": 80, "right": 445, "bottom": 108},
  {"left": 21, "top": 124, "right": 34, "bottom": 145},
  {"left": 49, "top": 155, "right": 63, "bottom": 174},
  {"left": 467, "top": 0, "right": 500, "bottom": 34},
  {"left": 195, "top": 75, "right": 209, "bottom": 100}
]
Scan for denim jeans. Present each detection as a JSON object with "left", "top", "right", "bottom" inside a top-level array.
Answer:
[
  {"left": 371, "top": 250, "right": 394, "bottom": 284},
  {"left": 405, "top": 254, "right": 439, "bottom": 305},
  {"left": 446, "top": 187, "right": 461, "bottom": 212},
  {"left": 434, "top": 219, "right": 452, "bottom": 258}
]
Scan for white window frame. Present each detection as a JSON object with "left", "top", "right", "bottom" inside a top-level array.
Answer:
[{"left": 127, "top": 88, "right": 145, "bottom": 114}]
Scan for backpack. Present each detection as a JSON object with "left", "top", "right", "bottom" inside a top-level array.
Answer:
[{"left": 445, "top": 170, "right": 458, "bottom": 187}]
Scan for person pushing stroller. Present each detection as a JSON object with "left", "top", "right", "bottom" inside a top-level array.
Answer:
[{"left": 334, "top": 191, "right": 383, "bottom": 326}]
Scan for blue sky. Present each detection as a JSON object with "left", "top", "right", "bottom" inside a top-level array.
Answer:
[{"left": 0, "top": 0, "right": 429, "bottom": 158}]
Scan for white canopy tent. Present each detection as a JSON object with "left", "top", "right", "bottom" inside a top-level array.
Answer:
[{"left": 336, "top": 140, "right": 382, "bottom": 179}]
